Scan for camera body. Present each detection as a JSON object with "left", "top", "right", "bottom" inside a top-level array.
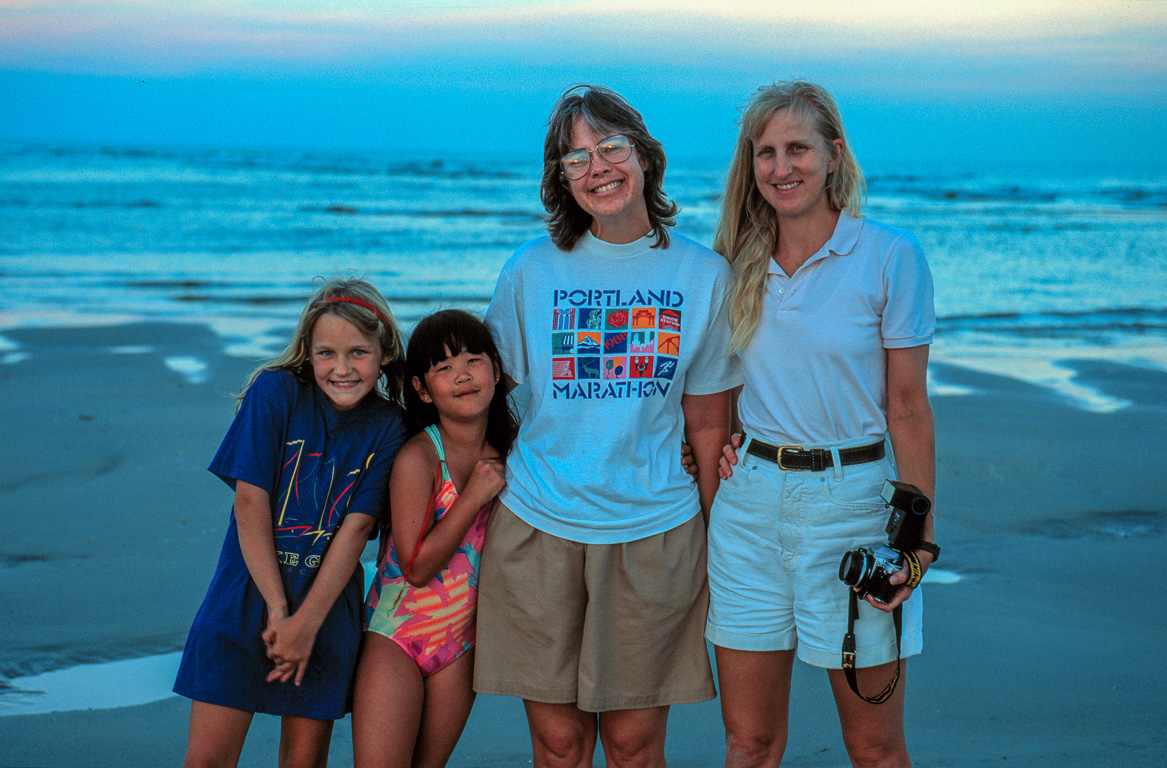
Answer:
[{"left": 838, "top": 481, "right": 931, "bottom": 603}]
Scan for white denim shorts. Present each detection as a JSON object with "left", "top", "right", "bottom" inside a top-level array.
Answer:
[{"left": 705, "top": 435, "right": 923, "bottom": 668}]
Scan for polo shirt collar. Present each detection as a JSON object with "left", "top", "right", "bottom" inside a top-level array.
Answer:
[
  {"left": 768, "top": 211, "right": 864, "bottom": 276},
  {"left": 825, "top": 210, "right": 863, "bottom": 257}
]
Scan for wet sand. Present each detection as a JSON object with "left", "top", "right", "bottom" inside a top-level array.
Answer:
[{"left": 1, "top": 322, "right": 1165, "bottom": 766}]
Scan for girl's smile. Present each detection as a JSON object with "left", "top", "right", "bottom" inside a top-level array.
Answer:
[
  {"left": 415, "top": 348, "right": 497, "bottom": 418},
  {"left": 310, "top": 313, "right": 388, "bottom": 410}
]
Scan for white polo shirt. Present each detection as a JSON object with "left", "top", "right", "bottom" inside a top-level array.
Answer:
[{"left": 736, "top": 212, "right": 934, "bottom": 446}]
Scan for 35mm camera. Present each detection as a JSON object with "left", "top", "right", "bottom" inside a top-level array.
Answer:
[{"left": 838, "top": 481, "right": 931, "bottom": 603}]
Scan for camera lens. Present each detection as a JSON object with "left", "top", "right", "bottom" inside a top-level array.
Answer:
[{"left": 838, "top": 549, "right": 872, "bottom": 587}]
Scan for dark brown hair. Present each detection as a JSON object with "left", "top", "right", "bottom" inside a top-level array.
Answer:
[
  {"left": 541, "top": 85, "right": 677, "bottom": 251},
  {"left": 403, "top": 309, "right": 518, "bottom": 458}
]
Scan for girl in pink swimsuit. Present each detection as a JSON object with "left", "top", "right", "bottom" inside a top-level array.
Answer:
[{"left": 352, "top": 309, "right": 518, "bottom": 768}]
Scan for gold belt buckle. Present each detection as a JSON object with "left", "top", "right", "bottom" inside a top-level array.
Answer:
[{"left": 777, "top": 445, "right": 804, "bottom": 470}]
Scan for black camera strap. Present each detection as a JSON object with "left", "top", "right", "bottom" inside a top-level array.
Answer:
[
  {"left": 841, "top": 550, "right": 921, "bottom": 704},
  {"left": 842, "top": 592, "right": 902, "bottom": 704}
]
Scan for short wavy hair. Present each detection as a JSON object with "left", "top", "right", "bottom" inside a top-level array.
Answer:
[{"left": 541, "top": 85, "right": 677, "bottom": 251}]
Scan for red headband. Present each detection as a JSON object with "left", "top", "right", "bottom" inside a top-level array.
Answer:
[{"left": 315, "top": 296, "right": 391, "bottom": 332}]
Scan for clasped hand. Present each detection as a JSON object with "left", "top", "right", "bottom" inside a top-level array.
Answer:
[
  {"left": 463, "top": 457, "right": 507, "bottom": 508},
  {"left": 263, "top": 609, "right": 316, "bottom": 685}
]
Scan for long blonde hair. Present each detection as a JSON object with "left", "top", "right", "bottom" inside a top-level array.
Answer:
[
  {"left": 237, "top": 277, "right": 405, "bottom": 407},
  {"left": 713, "top": 81, "right": 866, "bottom": 352}
]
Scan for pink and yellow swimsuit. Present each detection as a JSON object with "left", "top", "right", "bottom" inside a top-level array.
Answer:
[{"left": 364, "top": 425, "right": 491, "bottom": 677}]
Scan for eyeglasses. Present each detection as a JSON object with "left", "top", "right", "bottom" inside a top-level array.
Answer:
[{"left": 560, "top": 134, "right": 635, "bottom": 180}]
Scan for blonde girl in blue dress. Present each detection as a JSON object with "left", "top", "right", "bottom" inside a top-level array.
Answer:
[{"left": 175, "top": 278, "right": 407, "bottom": 768}]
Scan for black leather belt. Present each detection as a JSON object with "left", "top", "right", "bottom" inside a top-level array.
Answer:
[{"left": 744, "top": 434, "right": 885, "bottom": 471}]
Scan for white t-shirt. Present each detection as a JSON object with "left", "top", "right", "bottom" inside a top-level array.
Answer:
[
  {"left": 737, "top": 212, "right": 934, "bottom": 446},
  {"left": 485, "top": 230, "right": 741, "bottom": 544}
]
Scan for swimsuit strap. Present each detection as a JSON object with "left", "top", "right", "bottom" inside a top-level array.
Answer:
[
  {"left": 404, "top": 425, "right": 455, "bottom": 579},
  {"left": 423, "top": 424, "right": 453, "bottom": 484}
]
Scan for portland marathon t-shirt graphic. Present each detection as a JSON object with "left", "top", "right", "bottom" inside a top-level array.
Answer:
[{"left": 549, "top": 287, "right": 682, "bottom": 400}]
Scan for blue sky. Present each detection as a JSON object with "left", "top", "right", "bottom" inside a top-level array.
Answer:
[{"left": 2, "top": 1, "right": 1164, "bottom": 164}]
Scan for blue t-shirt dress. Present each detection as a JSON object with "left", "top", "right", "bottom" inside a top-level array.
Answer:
[{"left": 174, "top": 370, "right": 407, "bottom": 719}]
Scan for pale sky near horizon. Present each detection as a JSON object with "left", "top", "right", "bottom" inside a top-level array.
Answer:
[{"left": 2, "top": 0, "right": 1165, "bottom": 164}]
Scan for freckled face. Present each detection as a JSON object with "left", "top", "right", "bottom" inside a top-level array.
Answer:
[
  {"left": 311, "top": 313, "right": 388, "bottom": 410},
  {"left": 565, "top": 117, "right": 651, "bottom": 243},
  {"left": 753, "top": 109, "right": 842, "bottom": 222}
]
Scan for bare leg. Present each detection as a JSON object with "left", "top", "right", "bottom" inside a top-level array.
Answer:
[
  {"left": 352, "top": 632, "right": 425, "bottom": 768},
  {"left": 183, "top": 700, "right": 254, "bottom": 768},
  {"left": 278, "top": 716, "right": 335, "bottom": 768},
  {"left": 827, "top": 661, "right": 911, "bottom": 768},
  {"left": 524, "top": 700, "right": 598, "bottom": 768},
  {"left": 597, "top": 706, "right": 670, "bottom": 768},
  {"left": 412, "top": 650, "right": 477, "bottom": 768},
  {"left": 715, "top": 647, "right": 795, "bottom": 768}
]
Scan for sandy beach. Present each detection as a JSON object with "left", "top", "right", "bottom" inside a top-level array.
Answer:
[{"left": 2, "top": 320, "right": 1165, "bottom": 767}]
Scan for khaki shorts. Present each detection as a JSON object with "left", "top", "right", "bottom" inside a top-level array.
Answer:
[{"left": 473, "top": 503, "right": 715, "bottom": 712}]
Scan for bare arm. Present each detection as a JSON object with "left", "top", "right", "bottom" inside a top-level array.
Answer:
[
  {"left": 872, "top": 344, "right": 936, "bottom": 611},
  {"left": 681, "top": 390, "right": 732, "bottom": 523},
  {"left": 233, "top": 480, "right": 288, "bottom": 625},
  {"left": 727, "top": 385, "right": 742, "bottom": 436},
  {"left": 716, "top": 385, "right": 745, "bottom": 479},
  {"left": 390, "top": 439, "right": 505, "bottom": 587},
  {"left": 263, "top": 510, "right": 377, "bottom": 684}
]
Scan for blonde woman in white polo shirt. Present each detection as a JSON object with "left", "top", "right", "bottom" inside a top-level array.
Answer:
[{"left": 706, "top": 81, "right": 937, "bottom": 768}]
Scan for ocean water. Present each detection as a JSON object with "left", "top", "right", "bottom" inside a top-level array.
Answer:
[
  {"left": 1, "top": 142, "right": 1166, "bottom": 410},
  {"left": 0, "top": 144, "right": 1163, "bottom": 717}
]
